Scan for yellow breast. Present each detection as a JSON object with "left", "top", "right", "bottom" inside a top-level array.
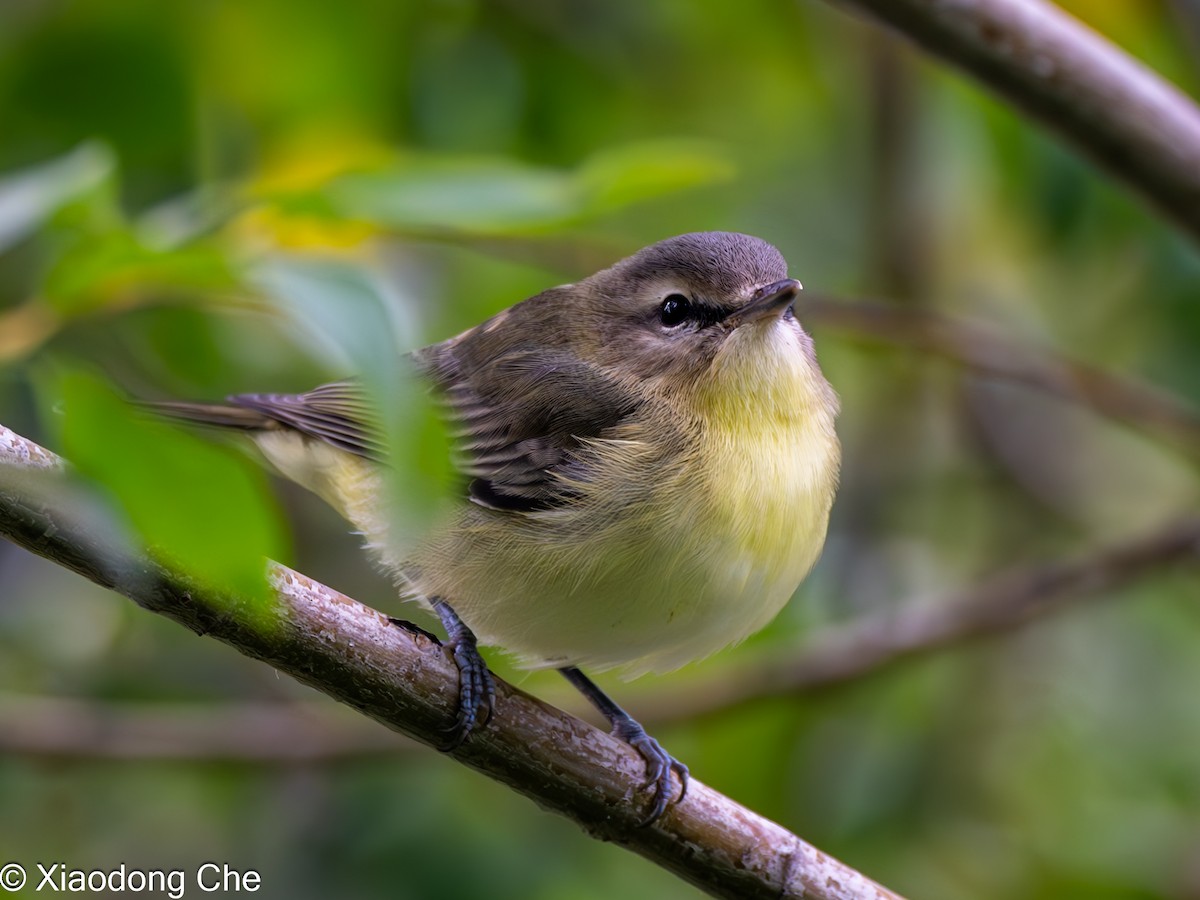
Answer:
[{"left": 689, "top": 319, "right": 841, "bottom": 636}]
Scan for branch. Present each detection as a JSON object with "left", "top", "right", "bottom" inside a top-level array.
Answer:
[
  {"left": 1168, "top": 0, "right": 1200, "bottom": 70},
  {"left": 0, "top": 424, "right": 903, "bottom": 900},
  {"left": 639, "top": 515, "right": 1200, "bottom": 724},
  {"left": 0, "top": 694, "right": 411, "bottom": 762},
  {"left": 805, "top": 296, "right": 1200, "bottom": 459},
  {"left": 825, "top": 0, "right": 1200, "bottom": 245}
]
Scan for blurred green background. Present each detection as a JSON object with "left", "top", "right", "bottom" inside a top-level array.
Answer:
[{"left": 2, "top": 1, "right": 1199, "bottom": 898}]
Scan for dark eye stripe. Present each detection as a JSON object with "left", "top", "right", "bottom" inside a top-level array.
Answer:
[{"left": 658, "top": 294, "right": 727, "bottom": 329}]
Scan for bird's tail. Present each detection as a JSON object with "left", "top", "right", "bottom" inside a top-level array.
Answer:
[{"left": 139, "top": 399, "right": 275, "bottom": 432}]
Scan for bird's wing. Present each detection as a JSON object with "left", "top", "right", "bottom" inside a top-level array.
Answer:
[
  {"left": 155, "top": 343, "right": 641, "bottom": 513},
  {"left": 227, "top": 381, "right": 388, "bottom": 461},
  {"left": 413, "top": 342, "right": 642, "bottom": 512}
]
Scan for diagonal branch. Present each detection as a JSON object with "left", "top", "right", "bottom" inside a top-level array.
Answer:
[
  {"left": 824, "top": 0, "right": 1200, "bottom": 246},
  {"left": 0, "top": 423, "right": 903, "bottom": 900},
  {"left": 805, "top": 295, "right": 1200, "bottom": 459}
]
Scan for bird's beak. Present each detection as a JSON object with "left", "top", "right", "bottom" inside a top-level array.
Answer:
[{"left": 728, "top": 278, "right": 803, "bottom": 327}]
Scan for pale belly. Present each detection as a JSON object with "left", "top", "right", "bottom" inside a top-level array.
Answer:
[
  {"left": 411, "top": 417, "right": 839, "bottom": 674},
  {"left": 256, "top": 386, "right": 840, "bottom": 675}
]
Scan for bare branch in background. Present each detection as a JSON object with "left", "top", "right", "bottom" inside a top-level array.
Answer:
[
  {"left": 0, "top": 424, "right": 902, "bottom": 900},
  {"left": 863, "top": 34, "right": 928, "bottom": 302},
  {"left": 824, "top": 0, "right": 1200, "bottom": 246},
  {"left": 1166, "top": 0, "right": 1200, "bottom": 73},
  {"left": 806, "top": 296, "right": 1200, "bottom": 459},
  {"left": 640, "top": 515, "right": 1200, "bottom": 724},
  {"left": 0, "top": 694, "right": 412, "bottom": 762}
]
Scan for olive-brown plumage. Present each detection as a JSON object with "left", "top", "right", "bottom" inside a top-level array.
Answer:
[{"left": 148, "top": 232, "right": 841, "bottom": 824}]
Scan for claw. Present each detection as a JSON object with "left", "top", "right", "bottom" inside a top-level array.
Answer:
[
  {"left": 432, "top": 599, "right": 496, "bottom": 751},
  {"left": 613, "top": 718, "right": 689, "bottom": 826},
  {"left": 560, "top": 666, "right": 688, "bottom": 825}
]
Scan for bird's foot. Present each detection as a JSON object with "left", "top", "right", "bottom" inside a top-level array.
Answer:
[
  {"left": 558, "top": 666, "right": 688, "bottom": 826},
  {"left": 611, "top": 716, "right": 689, "bottom": 826},
  {"left": 432, "top": 599, "right": 495, "bottom": 751}
]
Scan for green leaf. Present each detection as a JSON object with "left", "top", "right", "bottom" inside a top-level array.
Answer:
[
  {"left": 287, "top": 142, "right": 733, "bottom": 237},
  {"left": 325, "top": 159, "right": 577, "bottom": 234},
  {"left": 577, "top": 141, "right": 735, "bottom": 212},
  {"left": 42, "top": 228, "right": 238, "bottom": 316},
  {"left": 48, "top": 368, "right": 290, "bottom": 623},
  {"left": 0, "top": 142, "right": 116, "bottom": 253},
  {"left": 252, "top": 257, "right": 453, "bottom": 534},
  {"left": 252, "top": 256, "right": 413, "bottom": 379}
]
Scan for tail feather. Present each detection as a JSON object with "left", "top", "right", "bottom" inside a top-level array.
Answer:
[
  {"left": 141, "top": 382, "right": 381, "bottom": 461},
  {"left": 140, "top": 400, "right": 276, "bottom": 431}
]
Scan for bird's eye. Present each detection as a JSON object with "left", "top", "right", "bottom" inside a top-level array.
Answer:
[{"left": 659, "top": 294, "right": 693, "bottom": 328}]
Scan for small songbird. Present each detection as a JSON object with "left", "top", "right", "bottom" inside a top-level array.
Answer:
[{"left": 150, "top": 232, "right": 841, "bottom": 824}]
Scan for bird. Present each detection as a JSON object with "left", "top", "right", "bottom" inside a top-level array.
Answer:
[{"left": 148, "top": 231, "right": 841, "bottom": 824}]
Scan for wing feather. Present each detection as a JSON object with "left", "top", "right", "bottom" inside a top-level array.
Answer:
[
  {"left": 413, "top": 340, "right": 642, "bottom": 512},
  {"left": 229, "top": 381, "right": 387, "bottom": 460},
  {"left": 214, "top": 331, "right": 643, "bottom": 514}
]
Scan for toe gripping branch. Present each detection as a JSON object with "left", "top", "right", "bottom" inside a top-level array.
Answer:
[
  {"left": 431, "top": 599, "right": 496, "bottom": 751},
  {"left": 392, "top": 607, "right": 685, "bottom": 824},
  {"left": 559, "top": 666, "right": 689, "bottom": 826}
]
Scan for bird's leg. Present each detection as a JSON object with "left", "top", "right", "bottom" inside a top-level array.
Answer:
[
  {"left": 559, "top": 666, "right": 689, "bottom": 825},
  {"left": 431, "top": 598, "right": 496, "bottom": 751}
]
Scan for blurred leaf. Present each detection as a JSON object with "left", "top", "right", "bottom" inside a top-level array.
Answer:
[
  {"left": 0, "top": 142, "right": 115, "bottom": 253},
  {"left": 136, "top": 186, "right": 242, "bottom": 251},
  {"left": 252, "top": 257, "right": 409, "bottom": 377},
  {"left": 253, "top": 257, "right": 453, "bottom": 534},
  {"left": 232, "top": 203, "right": 379, "bottom": 251},
  {"left": 578, "top": 141, "right": 734, "bottom": 211},
  {"left": 48, "top": 368, "right": 289, "bottom": 621},
  {"left": 283, "top": 142, "right": 733, "bottom": 237},
  {"left": 43, "top": 227, "right": 237, "bottom": 316},
  {"left": 323, "top": 158, "right": 575, "bottom": 234}
]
